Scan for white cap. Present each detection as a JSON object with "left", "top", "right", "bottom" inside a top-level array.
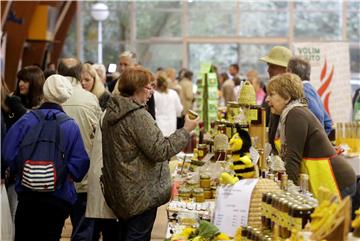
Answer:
[{"left": 43, "top": 74, "right": 73, "bottom": 104}]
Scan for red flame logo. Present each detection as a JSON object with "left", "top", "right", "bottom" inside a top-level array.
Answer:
[{"left": 317, "top": 58, "right": 334, "bottom": 117}]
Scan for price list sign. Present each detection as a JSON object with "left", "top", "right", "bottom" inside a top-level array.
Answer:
[{"left": 213, "top": 178, "right": 258, "bottom": 236}]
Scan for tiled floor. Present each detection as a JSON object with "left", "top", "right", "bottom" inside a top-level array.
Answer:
[
  {"left": 60, "top": 204, "right": 168, "bottom": 241},
  {"left": 60, "top": 160, "right": 177, "bottom": 240}
]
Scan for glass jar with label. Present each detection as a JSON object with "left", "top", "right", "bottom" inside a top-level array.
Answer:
[
  {"left": 193, "top": 188, "right": 205, "bottom": 203},
  {"left": 241, "top": 226, "right": 248, "bottom": 240},
  {"left": 200, "top": 174, "right": 211, "bottom": 188},
  {"left": 261, "top": 193, "right": 270, "bottom": 229},
  {"left": 197, "top": 144, "right": 208, "bottom": 160},
  {"left": 211, "top": 186, "right": 217, "bottom": 199},
  {"left": 186, "top": 179, "right": 199, "bottom": 190},
  {"left": 280, "top": 173, "right": 288, "bottom": 191},
  {"left": 289, "top": 204, "right": 303, "bottom": 230},
  {"left": 203, "top": 188, "right": 212, "bottom": 199},
  {"left": 178, "top": 187, "right": 191, "bottom": 201},
  {"left": 279, "top": 199, "right": 290, "bottom": 239},
  {"left": 192, "top": 148, "right": 199, "bottom": 160},
  {"left": 226, "top": 102, "right": 238, "bottom": 122}
]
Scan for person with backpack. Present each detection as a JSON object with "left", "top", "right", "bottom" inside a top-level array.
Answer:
[{"left": 2, "top": 74, "right": 90, "bottom": 241}]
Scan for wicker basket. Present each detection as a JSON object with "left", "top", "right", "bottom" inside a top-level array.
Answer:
[
  {"left": 238, "top": 81, "right": 256, "bottom": 105},
  {"left": 247, "top": 178, "right": 281, "bottom": 228}
]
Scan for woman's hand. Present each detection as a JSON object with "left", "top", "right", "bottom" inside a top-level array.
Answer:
[{"left": 183, "top": 114, "right": 199, "bottom": 133}]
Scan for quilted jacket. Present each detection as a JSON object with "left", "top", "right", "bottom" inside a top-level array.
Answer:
[{"left": 101, "top": 95, "right": 189, "bottom": 220}]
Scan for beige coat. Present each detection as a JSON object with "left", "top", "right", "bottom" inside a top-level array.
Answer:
[
  {"left": 85, "top": 111, "right": 116, "bottom": 219},
  {"left": 62, "top": 77, "right": 102, "bottom": 193},
  {"left": 221, "top": 79, "right": 235, "bottom": 104}
]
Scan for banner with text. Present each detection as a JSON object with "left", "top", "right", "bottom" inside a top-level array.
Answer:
[{"left": 292, "top": 42, "right": 352, "bottom": 123}]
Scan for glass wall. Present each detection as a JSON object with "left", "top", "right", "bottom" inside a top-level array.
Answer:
[{"left": 63, "top": 0, "right": 360, "bottom": 88}]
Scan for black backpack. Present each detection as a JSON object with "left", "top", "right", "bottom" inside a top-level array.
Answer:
[{"left": 17, "top": 110, "right": 71, "bottom": 192}]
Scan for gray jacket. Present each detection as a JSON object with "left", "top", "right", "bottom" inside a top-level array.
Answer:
[{"left": 101, "top": 95, "right": 189, "bottom": 220}]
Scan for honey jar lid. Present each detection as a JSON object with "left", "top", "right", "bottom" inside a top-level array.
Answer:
[
  {"left": 178, "top": 187, "right": 190, "bottom": 194},
  {"left": 186, "top": 180, "right": 198, "bottom": 185},
  {"left": 198, "top": 144, "right": 208, "bottom": 149},
  {"left": 193, "top": 188, "right": 204, "bottom": 193},
  {"left": 200, "top": 174, "right": 210, "bottom": 179},
  {"left": 228, "top": 101, "right": 240, "bottom": 107}
]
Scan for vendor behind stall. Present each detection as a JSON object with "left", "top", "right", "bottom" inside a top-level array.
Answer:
[{"left": 265, "top": 73, "right": 356, "bottom": 200}]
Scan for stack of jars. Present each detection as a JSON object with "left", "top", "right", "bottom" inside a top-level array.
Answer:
[
  {"left": 177, "top": 174, "right": 216, "bottom": 203},
  {"left": 261, "top": 191, "right": 317, "bottom": 239}
]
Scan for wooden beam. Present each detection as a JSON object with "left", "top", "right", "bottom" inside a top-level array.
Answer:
[
  {"left": 22, "top": 41, "right": 49, "bottom": 68},
  {"left": 1, "top": 0, "right": 12, "bottom": 30},
  {"left": 38, "top": 1, "right": 62, "bottom": 8},
  {"left": 4, "top": 1, "right": 38, "bottom": 91},
  {"left": 23, "top": 1, "right": 67, "bottom": 69},
  {"left": 51, "top": 1, "right": 77, "bottom": 64},
  {"left": 54, "top": 1, "right": 72, "bottom": 36}
]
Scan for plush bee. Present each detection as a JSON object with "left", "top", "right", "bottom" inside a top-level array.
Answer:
[{"left": 229, "top": 129, "right": 256, "bottom": 179}]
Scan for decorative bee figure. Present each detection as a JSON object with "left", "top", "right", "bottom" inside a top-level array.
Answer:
[{"left": 229, "top": 129, "right": 255, "bottom": 179}]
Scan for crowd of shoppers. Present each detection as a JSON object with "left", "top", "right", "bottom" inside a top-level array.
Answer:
[{"left": 1, "top": 45, "right": 358, "bottom": 241}]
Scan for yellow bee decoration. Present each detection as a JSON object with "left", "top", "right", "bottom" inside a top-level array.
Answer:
[{"left": 229, "top": 131, "right": 256, "bottom": 179}]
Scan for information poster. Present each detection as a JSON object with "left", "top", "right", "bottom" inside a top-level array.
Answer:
[
  {"left": 293, "top": 42, "right": 352, "bottom": 122},
  {"left": 213, "top": 178, "right": 258, "bottom": 236}
]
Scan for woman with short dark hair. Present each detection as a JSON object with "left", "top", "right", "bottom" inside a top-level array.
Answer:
[{"left": 101, "top": 66, "right": 198, "bottom": 240}]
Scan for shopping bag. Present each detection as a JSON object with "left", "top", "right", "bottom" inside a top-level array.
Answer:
[{"left": 1, "top": 184, "right": 15, "bottom": 241}]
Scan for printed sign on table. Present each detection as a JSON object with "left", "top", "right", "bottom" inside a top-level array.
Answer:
[
  {"left": 214, "top": 178, "right": 258, "bottom": 236},
  {"left": 293, "top": 42, "right": 352, "bottom": 123}
]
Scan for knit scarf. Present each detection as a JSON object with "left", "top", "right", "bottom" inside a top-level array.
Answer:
[{"left": 279, "top": 98, "right": 307, "bottom": 159}]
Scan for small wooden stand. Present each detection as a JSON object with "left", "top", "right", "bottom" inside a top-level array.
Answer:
[
  {"left": 311, "top": 196, "right": 351, "bottom": 241},
  {"left": 248, "top": 107, "right": 267, "bottom": 171}
]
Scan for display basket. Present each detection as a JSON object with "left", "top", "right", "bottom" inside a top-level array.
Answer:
[
  {"left": 238, "top": 80, "right": 256, "bottom": 106},
  {"left": 248, "top": 178, "right": 281, "bottom": 228}
]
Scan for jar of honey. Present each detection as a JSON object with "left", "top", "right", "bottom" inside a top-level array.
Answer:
[
  {"left": 227, "top": 101, "right": 240, "bottom": 123},
  {"left": 193, "top": 188, "right": 205, "bottom": 203},
  {"left": 178, "top": 187, "right": 191, "bottom": 201},
  {"left": 200, "top": 174, "right": 211, "bottom": 188},
  {"left": 261, "top": 193, "right": 270, "bottom": 229},
  {"left": 241, "top": 226, "right": 248, "bottom": 240},
  {"left": 192, "top": 148, "right": 199, "bottom": 160},
  {"left": 197, "top": 144, "right": 208, "bottom": 160},
  {"left": 203, "top": 188, "right": 212, "bottom": 199},
  {"left": 211, "top": 186, "right": 217, "bottom": 199},
  {"left": 186, "top": 179, "right": 199, "bottom": 190}
]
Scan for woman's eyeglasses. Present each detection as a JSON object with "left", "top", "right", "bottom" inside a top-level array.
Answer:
[{"left": 144, "top": 83, "right": 156, "bottom": 91}]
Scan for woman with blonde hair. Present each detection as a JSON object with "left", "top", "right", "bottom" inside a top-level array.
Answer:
[
  {"left": 81, "top": 63, "right": 111, "bottom": 110},
  {"left": 266, "top": 73, "right": 356, "bottom": 201},
  {"left": 154, "top": 74, "right": 183, "bottom": 136},
  {"left": 247, "top": 69, "right": 266, "bottom": 105},
  {"left": 165, "top": 67, "right": 182, "bottom": 96}
]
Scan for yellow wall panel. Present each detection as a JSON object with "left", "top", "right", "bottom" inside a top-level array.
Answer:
[{"left": 28, "top": 5, "right": 51, "bottom": 41}]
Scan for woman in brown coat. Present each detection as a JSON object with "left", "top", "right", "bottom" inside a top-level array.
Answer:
[{"left": 266, "top": 73, "right": 356, "bottom": 200}]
